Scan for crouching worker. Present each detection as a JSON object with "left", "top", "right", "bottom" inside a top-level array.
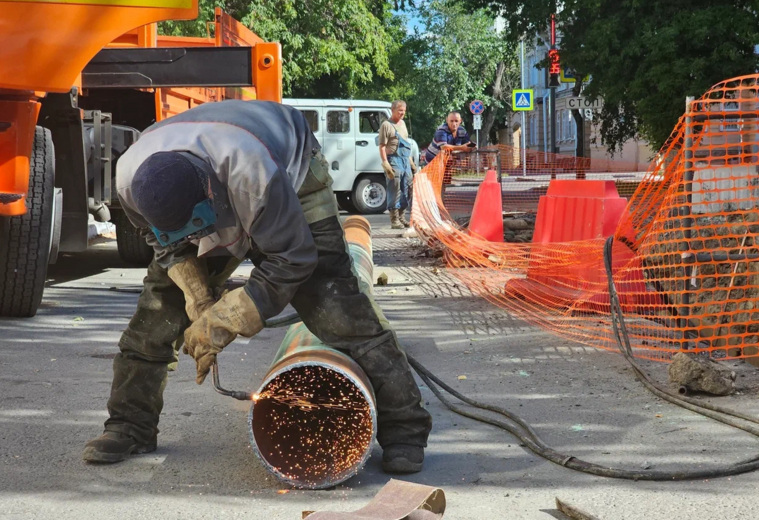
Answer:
[{"left": 82, "top": 100, "right": 432, "bottom": 474}]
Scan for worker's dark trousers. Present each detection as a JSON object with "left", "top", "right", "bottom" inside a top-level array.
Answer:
[{"left": 104, "top": 217, "right": 432, "bottom": 449}]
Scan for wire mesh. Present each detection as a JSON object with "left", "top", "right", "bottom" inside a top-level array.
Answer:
[{"left": 412, "top": 74, "right": 759, "bottom": 361}]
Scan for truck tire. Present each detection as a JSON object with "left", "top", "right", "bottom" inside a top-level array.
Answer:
[
  {"left": 335, "top": 192, "right": 357, "bottom": 214},
  {"left": 0, "top": 127, "right": 55, "bottom": 317},
  {"left": 351, "top": 174, "right": 387, "bottom": 215},
  {"left": 112, "top": 210, "right": 154, "bottom": 266}
]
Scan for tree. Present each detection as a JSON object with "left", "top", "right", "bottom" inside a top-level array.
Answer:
[
  {"left": 462, "top": 0, "right": 759, "bottom": 153},
  {"left": 159, "top": 0, "right": 520, "bottom": 145},
  {"left": 161, "top": 0, "right": 398, "bottom": 97},
  {"left": 397, "top": 0, "right": 519, "bottom": 147}
]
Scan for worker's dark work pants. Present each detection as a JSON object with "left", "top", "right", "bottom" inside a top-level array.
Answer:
[{"left": 104, "top": 216, "right": 432, "bottom": 449}]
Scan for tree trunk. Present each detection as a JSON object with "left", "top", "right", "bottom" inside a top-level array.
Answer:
[{"left": 478, "top": 60, "right": 506, "bottom": 148}]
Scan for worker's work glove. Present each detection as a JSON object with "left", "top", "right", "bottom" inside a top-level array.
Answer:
[
  {"left": 182, "top": 287, "right": 264, "bottom": 384},
  {"left": 382, "top": 160, "right": 395, "bottom": 179},
  {"left": 167, "top": 257, "right": 214, "bottom": 322}
]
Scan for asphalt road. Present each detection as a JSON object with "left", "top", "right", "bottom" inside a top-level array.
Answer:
[{"left": 2, "top": 213, "right": 759, "bottom": 519}]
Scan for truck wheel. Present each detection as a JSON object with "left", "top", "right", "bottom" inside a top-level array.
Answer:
[
  {"left": 351, "top": 174, "right": 387, "bottom": 215},
  {"left": 0, "top": 127, "right": 55, "bottom": 317},
  {"left": 112, "top": 210, "right": 154, "bottom": 266}
]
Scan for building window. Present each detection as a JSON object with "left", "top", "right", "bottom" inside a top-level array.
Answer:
[{"left": 721, "top": 100, "right": 740, "bottom": 132}]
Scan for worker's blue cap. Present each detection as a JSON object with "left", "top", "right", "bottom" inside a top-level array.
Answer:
[{"left": 131, "top": 151, "right": 210, "bottom": 232}]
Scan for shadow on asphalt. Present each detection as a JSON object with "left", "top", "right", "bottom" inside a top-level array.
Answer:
[{"left": 46, "top": 238, "right": 140, "bottom": 287}]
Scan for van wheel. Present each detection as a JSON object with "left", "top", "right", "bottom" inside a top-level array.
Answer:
[
  {"left": 0, "top": 127, "right": 55, "bottom": 317},
  {"left": 112, "top": 210, "right": 154, "bottom": 266},
  {"left": 335, "top": 192, "right": 357, "bottom": 213},
  {"left": 351, "top": 175, "right": 386, "bottom": 215}
]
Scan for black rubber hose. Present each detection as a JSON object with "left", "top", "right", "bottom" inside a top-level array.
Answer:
[
  {"left": 405, "top": 236, "right": 759, "bottom": 480},
  {"left": 408, "top": 353, "right": 759, "bottom": 480},
  {"left": 603, "top": 237, "right": 759, "bottom": 431}
]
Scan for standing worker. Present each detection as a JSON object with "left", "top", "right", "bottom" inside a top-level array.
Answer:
[
  {"left": 379, "top": 100, "right": 417, "bottom": 229},
  {"left": 82, "top": 100, "right": 432, "bottom": 474}
]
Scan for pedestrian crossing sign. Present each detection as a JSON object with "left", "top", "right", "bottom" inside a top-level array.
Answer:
[{"left": 512, "top": 89, "right": 534, "bottom": 111}]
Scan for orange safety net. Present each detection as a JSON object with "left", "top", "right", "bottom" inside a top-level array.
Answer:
[
  {"left": 412, "top": 74, "right": 759, "bottom": 361},
  {"left": 437, "top": 146, "right": 646, "bottom": 223}
]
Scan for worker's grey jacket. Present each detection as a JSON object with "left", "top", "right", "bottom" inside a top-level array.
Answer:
[{"left": 116, "top": 100, "right": 331, "bottom": 320}]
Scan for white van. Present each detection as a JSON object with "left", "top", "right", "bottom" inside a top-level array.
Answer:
[{"left": 283, "top": 99, "right": 420, "bottom": 214}]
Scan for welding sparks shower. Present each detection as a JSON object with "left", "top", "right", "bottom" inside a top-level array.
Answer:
[{"left": 248, "top": 216, "right": 378, "bottom": 489}]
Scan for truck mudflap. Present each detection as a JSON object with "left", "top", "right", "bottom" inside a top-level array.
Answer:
[
  {"left": 0, "top": 99, "right": 41, "bottom": 216},
  {"left": 0, "top": 126, "right": 55, "bottom": 317}
]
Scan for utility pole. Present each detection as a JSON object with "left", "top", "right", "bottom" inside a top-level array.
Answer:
[
  {"left": 548, "top": 13, "right": 559, "bottom": 156},
  {"left": 520, "top": 39, "right": 526, "bottom": 176}
]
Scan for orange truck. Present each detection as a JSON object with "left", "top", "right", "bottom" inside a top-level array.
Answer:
[{"left": 0, "top": 1, "right": 282, "bottom": 317}]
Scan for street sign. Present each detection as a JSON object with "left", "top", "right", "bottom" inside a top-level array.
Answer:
[
  {"left": 560, "top": 67, "right": 590, "bottom": 83},
  {"left": 566, "top": 97, "right": 601, "bottom": 110},
  {"left": 512, "top": 89, "right": 533, "bottom": 111},
  {"left": 469, "top": 100, "right": 484, "bottom": 115},
  {"left": 472, "top": 114, "right": 482, "bottom": 130},
  {"left": 583, "top": 109, "right": 594, "bottom": 121}
]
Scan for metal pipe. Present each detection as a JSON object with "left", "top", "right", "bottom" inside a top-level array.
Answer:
[
  {"left": 681, "top": 96, "right": 696, "bottom": 347},
  {"left": 520, "top": 38, "right": 527, "bottom": 177},
  {"left": 248, "top": 216, "right": 378, "bottom": 490}
]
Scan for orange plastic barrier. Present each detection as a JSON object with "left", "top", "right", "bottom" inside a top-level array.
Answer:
[
  {"left": 468, "top": 169, "right": 503, "bottom": 242},
  {"left": 532, "top": 180, "right": 627, "bottom": 243},
  {"left": 412, "top": 73, "right": 759, "bottom": 362}
]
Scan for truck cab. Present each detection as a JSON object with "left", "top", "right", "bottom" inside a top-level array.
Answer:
[
  {"left": 0, "top": 2, "right": 281, "bottom": 317},
  {"left": 283, "top": 99, "right": 419, "bottom": 214}
]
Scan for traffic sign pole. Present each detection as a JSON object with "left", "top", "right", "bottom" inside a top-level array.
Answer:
[
  {"left": 470, "top": 100, "right": 484, "bottom": 148},
  {"left": 520, "top": 40, "right": 526, "bottom": 176},
  {"left": 472, "top": 114, "right": 482, "bottom": 149}
]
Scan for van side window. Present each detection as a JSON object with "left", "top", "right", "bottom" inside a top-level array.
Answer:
[
  {"left": 359, "top": 111, "right": 388, "bottom": 133},
  {"left": 327, "top": 111, "right": 350, "bottom": 133},
  {"left": 299, "top": 110, "right": 319, "bottom": 132}
]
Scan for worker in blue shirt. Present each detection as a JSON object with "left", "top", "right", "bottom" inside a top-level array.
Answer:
[{"left": 424, "top": 111, "right": 476, "bottom": 164}]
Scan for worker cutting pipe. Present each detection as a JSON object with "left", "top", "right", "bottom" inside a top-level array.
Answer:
[{"left": 82, "top": 100, "right": 432, "bottom": 474}]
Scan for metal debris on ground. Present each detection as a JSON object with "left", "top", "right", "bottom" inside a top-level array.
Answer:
[
  {"left": 555, "top": 498, "right": 602, "bottom": 520},
  {"left": 304, "top": 479, "right": 445, "bottom": 520}
]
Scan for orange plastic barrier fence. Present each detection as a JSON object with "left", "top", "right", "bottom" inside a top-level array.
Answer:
[
  {"left": 437, "top": 146, "right": 645, "bottom": 223},
  {"left": 412, "top": 74, "right": 759, "bottom": 362}
]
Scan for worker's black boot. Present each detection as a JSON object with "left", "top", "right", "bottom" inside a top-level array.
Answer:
[
  {"left": 82, "top": 431, "right": 157, "bottom": 463},
  {"left": 382, "top": 444, "right": 424, "bottom": 474}
]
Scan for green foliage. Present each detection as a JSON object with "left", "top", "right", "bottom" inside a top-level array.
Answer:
[
  {"left": 462, "top": 0, "right": 759, "bottom": 152},
  {"left": 158, "top": 0, "right": 518, "bottom": 145},
  {"left": 378, "top": 0, "right": 519, "bottom": 144},
  {"left": 243, "top": 0, "right": 396, "bottom": 96},
  {"left": 159, "top": 0, "right": 225, "bottom": 37},
  {"left": 161, "top": 0, "right": 396, "bottom": 97}
]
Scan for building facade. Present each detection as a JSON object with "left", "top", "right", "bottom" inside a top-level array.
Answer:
[{"left": 508, "top": 35, "right": 653, "bottom": 171}]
